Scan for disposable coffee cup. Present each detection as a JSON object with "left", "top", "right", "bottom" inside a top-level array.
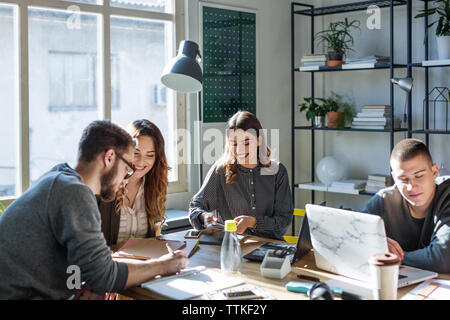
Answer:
[{"left": 368, "top": 252, "right": 401, "bottom": 300}]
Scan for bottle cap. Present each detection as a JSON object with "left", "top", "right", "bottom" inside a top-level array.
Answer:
[{"left": 224, "top": 220, "right": 237, "bottom": 232}]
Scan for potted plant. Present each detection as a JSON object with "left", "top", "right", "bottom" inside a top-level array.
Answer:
[
  {"left": 317, "top": 92, "right": 356, "bottom": 129},
  {"left": 315, "top": 18, "right": 361, "bottom": 67},
  {"left": 299, "top": 97, "right": 329, "bottom": 128},
  {"left": 415, "top": 0, "right": 450, "bottom": 60}
]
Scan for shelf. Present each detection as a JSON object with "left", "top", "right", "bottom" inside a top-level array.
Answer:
[
  {"left": 295, "top": 64, "right": 406, "bottom": 72},
  {"left": 294, "top": 126, "right": 408, "bottom": 133},
  {"left": 294, "top": 0, "right": 406, "bottom": 16},
  {"left": 412, "top": 129, "right": 450, "bottom": 135},
  {"left": 412, "top": 59, "right": 450, "bottom": 68},
  {"left": 295, "top": 182, "right": 376, "bottom": 196}
]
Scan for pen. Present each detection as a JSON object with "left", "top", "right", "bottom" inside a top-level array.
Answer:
[
  {"left": 166, "top": 242, "right": 174, "bottom": 255},
  {"left": 297, "top": 274, "right": 320, "bottom": 282}
]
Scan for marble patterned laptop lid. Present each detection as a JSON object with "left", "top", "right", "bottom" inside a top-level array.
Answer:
[{"left": 306, "top": 204, "right": 388, "bottom": 282}]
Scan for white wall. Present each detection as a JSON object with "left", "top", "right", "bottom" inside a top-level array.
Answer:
[
  {"left": 293, "top": 0, "right": 450, "bottom": 217},
  {"left": 166, "top": 0, "right": 294, "bottom": 211}
]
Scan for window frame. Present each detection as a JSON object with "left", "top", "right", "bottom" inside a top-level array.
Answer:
[{"left": 0, "top": 0, "right": 187, "bottom": 202}]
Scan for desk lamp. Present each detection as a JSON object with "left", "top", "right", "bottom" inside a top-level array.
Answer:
[
  {"left": 391, "top": 77, "right": 413, "bottom": 127},
  {"left": 161, "top": 40, "right": 204, "bottom": 185}
]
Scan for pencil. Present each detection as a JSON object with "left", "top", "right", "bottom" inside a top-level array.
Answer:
[{"left": 166, "top": 242, "right": 174, "bottom": 255}]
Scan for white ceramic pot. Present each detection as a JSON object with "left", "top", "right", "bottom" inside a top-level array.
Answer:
[{"left": 436, "top": 35, "right": 450, "bottom": 60}]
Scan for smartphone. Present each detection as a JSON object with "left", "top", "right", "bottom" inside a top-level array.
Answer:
[
  {"left": 185, "top": 230, "right": 202, "bottom": 239},
  {"left": 225, "top": 290, "right": 260, "bottom": 300}
]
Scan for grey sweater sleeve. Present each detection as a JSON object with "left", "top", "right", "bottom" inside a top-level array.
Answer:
[
  {"left": 254, "top": 164, "right": 293, "bottom": 240},
  {"left": 188, "top": 164, "right": 220, "bottom": 230},
  {"left": 49, "top": 182, "right": 128, "bottom": 294}
]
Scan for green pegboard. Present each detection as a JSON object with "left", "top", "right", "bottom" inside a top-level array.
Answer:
[{"left": 202, "top": 6, "right": 256, "bottom": 123}]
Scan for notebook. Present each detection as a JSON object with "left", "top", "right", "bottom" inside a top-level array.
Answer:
[
  {"left": 140, "top": 266, "right": 245, "bottom": 300},
  {"left": 112, "top": 238, "right": 188, "bottom": 260}
]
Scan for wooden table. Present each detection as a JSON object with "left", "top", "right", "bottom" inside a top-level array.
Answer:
[{"left": 121, "top": 231, "right": 450, "bottom": 300}]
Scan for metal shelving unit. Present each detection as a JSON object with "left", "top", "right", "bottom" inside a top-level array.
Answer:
[
  {"left": 290, "top": 1, "right": 412, "bottom": 235},
  {"left": 412, "top": 0, "right": 450, "bottom": 145}
]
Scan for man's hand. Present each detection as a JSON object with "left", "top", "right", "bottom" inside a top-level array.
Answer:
[
  {"left": 73, "top": 283, "right": 105, "bottom": 300},
  {"left": 234, "top": 215, "right": 257, "bottom": 234},
  {"left": 387, "top": 237, "right": 404, "bottom": 261},
  {"left": 156, "top": 251, "right": 189, "bottom": 277}
]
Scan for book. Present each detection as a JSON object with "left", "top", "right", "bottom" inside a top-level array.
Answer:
[
  {"left": 352, "top": 117, "right": 389, "bottom": 122},
  {"left": 357, "top": 111, "right": 390, "bottom": 116},
  {"left": 421, "top": 59, "right": 450, "bottom": 67},
  {"left": 299, "top": 65, "right": 320, "bottom": 71},
  {"left": 302, "top": 61, "right": 327, "bottom": 67},
  {"left": 359, "top": 110, "right": 392, "bottom": 114},
  {"left": 301, "top": 54, "right": 327, "bottom": 62},
  {"left": 363, "top": 105, "right": 391, "bottom": 109},
  {"left": 345, "top": 55, "right": 390, "bottom": 63},
  {"left": 330, "top": 180, "right": 366, "bottom": 190},
  {"left": 352, "top": 121, "right": 389, "bottom": 126},
  {"left": 365, "top": 185, "right": 386, "bottom": 192},
  {"left": 140, "top": 266, "right": 245, "bottom": 300},
  {"left": 352, "top": 125, "right": 389, "bottom": 130},
  {"left": 113, "top": 238, "right": 188, "bottom": 260},
  {"left": 367, "top": 174, "right": 390, "bottom": 182},
  {"left": 342, "top": 63, "right": 376, "bottom": 69},
  {"left": 401, "top": 279, "right": 450, "bottom": 300}
]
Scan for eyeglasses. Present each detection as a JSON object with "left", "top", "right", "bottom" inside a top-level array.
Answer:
[{"left": 116, "top": 152, "right": 136, "bottom": 179}]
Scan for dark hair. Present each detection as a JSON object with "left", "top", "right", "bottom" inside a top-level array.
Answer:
[
  {"left": 390, "top": 138, "right": 433, "bottom": 165},
  {"left": 77, "top": 120, "right": 135, "bottom": 163}
]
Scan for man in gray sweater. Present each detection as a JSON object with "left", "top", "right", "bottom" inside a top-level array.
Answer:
[
  {"left": 0, "top": 121, "right": 188, "bottom": 299},
  {"left": 362, "top": 138, "right": 450, "bottom": 274}
]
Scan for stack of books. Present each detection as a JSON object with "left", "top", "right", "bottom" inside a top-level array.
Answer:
[
  {"left": 330, "top": 179, "right": 366, "bottom": 194},
  {"left": 300, "top": 54, "right": 327, "bottom": 71},
  {"left": 365, "top": 174, "right": 391, "bottom": 193},
  {"left": 342, "top": 55, "right": 390, "bottom": 69},
  {"left": 352, "top": 105, "right": 400, "bottom": 129}
]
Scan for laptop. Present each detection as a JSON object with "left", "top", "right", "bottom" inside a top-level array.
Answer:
[
  {"left": 243, "top": 212, "right": 313, "bottom": 264},
  {"left": 305, "top": 204, "right": 438, "bottom": 288}
]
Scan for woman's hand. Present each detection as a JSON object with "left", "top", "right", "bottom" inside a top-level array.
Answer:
[
  {"left": 201, "top": 211, "right": 218, "bottom": 228},
  {"left": 234, "top": 215, "right": 257, "bottom": 234}
]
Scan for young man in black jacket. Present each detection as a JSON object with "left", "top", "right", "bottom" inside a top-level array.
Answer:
[{"left": 363, "top": 138, "right": 450, "bottom": 273}]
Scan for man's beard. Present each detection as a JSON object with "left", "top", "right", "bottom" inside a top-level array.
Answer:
[{"left": 99, "top": 161, "right": 119, "bottom": 202}]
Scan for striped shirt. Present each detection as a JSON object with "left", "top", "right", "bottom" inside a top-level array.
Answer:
[
  {"left": 189, "top": 160, "right": 293, "bottom": 240},
  {"left": 117, "top": 179, "right": 149, "bottom": 245}
]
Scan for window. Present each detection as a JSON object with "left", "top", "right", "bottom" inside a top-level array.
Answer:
[
  {"left": 110, "top": 16, "right": 179, "bottom": 182},
  {"left": 48, "top": 51, "right": 97, "bottom": 111},
  {"left": 110, "top": 0, "right": 172, "bottom": 13},
  {"left": 29, "top": 8, "right": 101, "bottom": 183},
  {"left": 1, "top": 0, "right": 185, "bottom": 198},
  {"left": 0, "top": 4, "right": 18, "bottom": 197}
]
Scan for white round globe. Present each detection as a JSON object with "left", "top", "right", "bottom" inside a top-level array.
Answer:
[{"left": 316, "top": 156, "right": 346, "bottom": 186}]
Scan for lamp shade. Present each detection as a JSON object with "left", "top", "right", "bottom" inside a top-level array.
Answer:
[
  {"left": 391, "top": 77, "right": 413, "bottom": 92},
  {"left": 161, "top": 40, "right": 202, "bottom": 93}
]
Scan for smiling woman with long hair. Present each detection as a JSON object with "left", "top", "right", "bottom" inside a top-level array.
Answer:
[
  {"left": 98, "top": 119, "right": 169, "bottom": 247},
  {"left": 188, "top": 111, "right": 293, "bottom": 240}
]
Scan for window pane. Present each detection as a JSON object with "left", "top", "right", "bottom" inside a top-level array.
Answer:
[
  {"left": 0, "top": 4, "right": 18, "bottom": 197},
  {"left": 29, "top": 8, "right": 101, "bottom": 184},
  {"left": 110, "top": 16, "right": 177, "bottom": 181},
  {"left": 58, "top": 0, "right": 102, "bottom": 5},
  {"left": 110, "top": 0, "right": 173, "bottom": 14}
]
